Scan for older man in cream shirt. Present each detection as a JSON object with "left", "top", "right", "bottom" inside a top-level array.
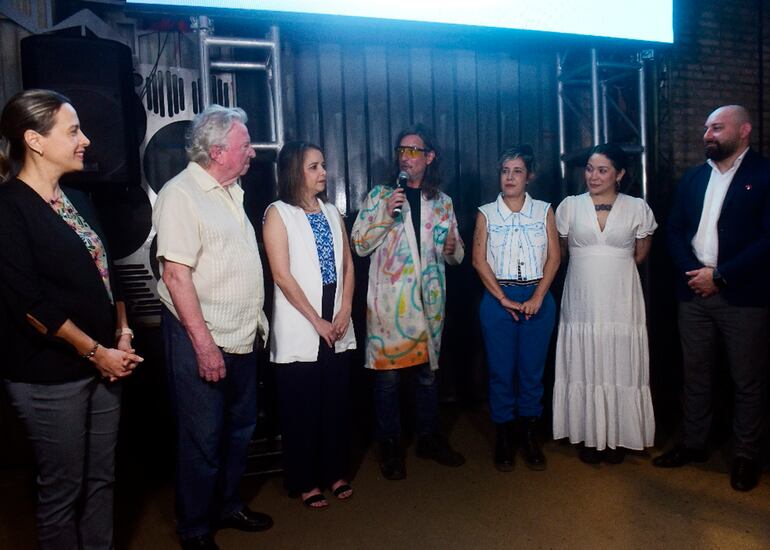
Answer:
[{"left": 153, "top": 105, "right": 271, "bottom": 550}]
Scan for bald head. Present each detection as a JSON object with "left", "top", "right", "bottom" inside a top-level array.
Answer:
[
  {"left": 703, "top": 104, "right": 752, "bottom": 166},
  {"left": 709, "top": 105, "right": 751, "bottom": 126}
]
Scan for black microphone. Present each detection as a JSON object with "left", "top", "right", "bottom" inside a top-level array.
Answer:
[{"left": 393, "top": 171, "right": 408, "bottom": 217}]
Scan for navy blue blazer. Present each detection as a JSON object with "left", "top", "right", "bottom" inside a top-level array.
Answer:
[{"left": 667, "top": 148, "right": 770, "bottom": 306}]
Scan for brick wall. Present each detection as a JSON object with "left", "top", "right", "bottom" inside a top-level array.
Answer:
[{"left": 663, "top": 0, "right": 769, "bottom": 181}]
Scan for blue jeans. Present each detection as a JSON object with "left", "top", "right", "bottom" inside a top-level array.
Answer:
[
  {"left": 373, "top": 363, "right": 438, "bottom": 440},
  {"left": 4, "top": 376, "right": 121, "bottom": 550},
  {"left": 480, "top": 285, "right": 556, "bottom": 423},
  {"left": 162, "top": 307, "right": 257, "bottom": 539}
]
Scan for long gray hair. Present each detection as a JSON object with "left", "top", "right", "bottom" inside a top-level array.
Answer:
[{"left": 186, "top": 105, "right": 248, "bottom": 166}]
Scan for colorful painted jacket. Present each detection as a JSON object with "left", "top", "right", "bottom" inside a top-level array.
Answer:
[{"left": 352, "top": 184, "right": 464, "bottom": 370}]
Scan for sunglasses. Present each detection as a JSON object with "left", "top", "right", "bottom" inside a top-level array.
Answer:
[{"left": 395, "top": 145, "right": 429, "bottom": 159}]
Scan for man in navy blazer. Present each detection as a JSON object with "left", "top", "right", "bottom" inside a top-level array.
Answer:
[{"left": 655, "top": 105, "right": 770, "bottom": 492}]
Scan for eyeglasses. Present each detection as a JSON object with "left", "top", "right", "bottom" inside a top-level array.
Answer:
[{"left": 395, "top": 145, "right": 429, "bottom": 159}]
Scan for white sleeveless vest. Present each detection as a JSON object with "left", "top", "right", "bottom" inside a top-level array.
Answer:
[
  {"left": 269, "top": 199, "right": 356, "bottom": 363},
  {"left": 478, "top": 193, "right": 550, "bottom": 281}
]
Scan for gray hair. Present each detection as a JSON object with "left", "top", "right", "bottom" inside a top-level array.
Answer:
[{"left": 186, "top": 105, "right": 248, "bottom": 166}]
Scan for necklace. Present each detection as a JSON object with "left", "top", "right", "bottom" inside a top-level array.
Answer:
[
  {"left": 300, "top": 202, "right": 320, "bottom": 213},
  {"left": 594, "top": 204, "right": 613, "bottom": 212},
  {"left": 45, "top": 187, "right": 62, "bottom": 206}
]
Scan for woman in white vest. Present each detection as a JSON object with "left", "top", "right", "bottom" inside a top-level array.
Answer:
[
  {"left": 472, "top": 145, "right": 560, "bottom": 472},
  {"left": 263, "top": 141, "right": 356, "bottom": 509}
]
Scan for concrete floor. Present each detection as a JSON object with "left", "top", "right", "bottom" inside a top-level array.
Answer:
[{"left": 1, "top": 407, "right": 769, "bottom": 549}]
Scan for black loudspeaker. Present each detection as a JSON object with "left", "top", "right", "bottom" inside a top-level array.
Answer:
[
  {"left": 20, "top": 34, "right": 141, "bottom": 187},
  {"left": 94, "top": 64, "right": 235, "bottom": 327}
]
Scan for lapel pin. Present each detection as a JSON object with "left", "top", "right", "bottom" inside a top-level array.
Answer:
[{"left": 745, "top": 184, "right": 752, "bottom": 190}]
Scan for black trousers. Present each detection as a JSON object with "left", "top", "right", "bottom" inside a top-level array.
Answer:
[
  {"left": 276, "top": 284, "right": 351, "bottom": 494},
  {"left": 678, "top": 294, "right": 769, "bottom": 459}
]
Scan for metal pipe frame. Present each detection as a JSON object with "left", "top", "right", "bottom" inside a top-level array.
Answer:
[
  {"left": 601, "top": 81, "right": 609, "bottom": 143},
  {"left": 557, "top": 53, "right": 567, "bottom": 181},
  {"left": 590, "top": 49, "right": 601, "bottom": 145},
  {"left": 557, "top": 47, "right": 651, "bottom": 203},
  {"left": 211, "top": 61, "right": 268, "bottom": 71},
  {"left": 638, "top": 57, "right": 648, "bottom": 201},
  {"left": 270, "top": 26, "right": 285, "bottom": 151},
  {"left": 196, "top": 20, "right": 284, "bottom": 155},
  {"left": 196, "top": 16, "right": 212, "bottom": 107},
  {"left": 206, "top": 37, "right": 275, "bottom": 48}
]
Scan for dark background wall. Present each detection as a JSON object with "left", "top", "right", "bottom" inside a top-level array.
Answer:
[
  {"left": 1, "top": 0, "right": 770, "bottom": 462},
  {"left": 275, "top": 32, "right": 561, "bottom": 403}
]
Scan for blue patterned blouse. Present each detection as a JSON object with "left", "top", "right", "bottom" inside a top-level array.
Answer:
[{"left": 306, "top": 211, "right": 337, "bottom": 285}]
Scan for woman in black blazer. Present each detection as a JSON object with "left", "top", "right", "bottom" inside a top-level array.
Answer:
[{"left": 0, "top": 89, "right": 143, "bottom": 550}]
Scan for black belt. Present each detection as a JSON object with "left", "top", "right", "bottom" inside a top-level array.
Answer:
[{"left": 497, "top": 279, "right": 541, "bottom": 287}]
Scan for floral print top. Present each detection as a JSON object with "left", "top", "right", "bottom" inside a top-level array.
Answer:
[{"left": 50, "top": 191, "right": 113, "bottom": 303}]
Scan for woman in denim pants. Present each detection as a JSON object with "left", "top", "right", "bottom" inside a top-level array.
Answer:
[{"left": 472, "top": 145, "right": 560, "bottom": 472}]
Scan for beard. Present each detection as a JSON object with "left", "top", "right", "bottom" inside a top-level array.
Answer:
[{"left": 704, "top": 139, "right": 738, "bottom": 161}]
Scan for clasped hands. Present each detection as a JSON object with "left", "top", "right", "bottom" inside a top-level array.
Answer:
[
  {"left": 500, "top": 296, "right": 542, "bottom": 321},
  {"left": 314, "top": 310, "right": 351, "bottom": 349},
  {"left": 685, "top": 267, "right": 719, "bottom": 297},
  {"left": 95, "top": 335, "right": 144, "bottom": 382}
]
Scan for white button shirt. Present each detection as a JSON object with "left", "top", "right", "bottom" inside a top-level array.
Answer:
[
  {"left": 691, "top": 147, "right": 749, "bottom": 267},
  {"left": 153, "top": 162, "right": 268, "bottom": 353}
]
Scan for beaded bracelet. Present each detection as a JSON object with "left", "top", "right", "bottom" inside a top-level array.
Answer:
[
  {"left": 115, "top": 327, "right": 134, "bottom": 339},
  {"left": 82, "top": 341, "right": 101, "bottom": 359}
]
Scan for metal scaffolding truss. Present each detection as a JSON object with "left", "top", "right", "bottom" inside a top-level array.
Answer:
[
  {"left": 193, "top": 16, "right": 285, "bottom": 156},
  {"left": 557, "top": 48, "right": 653, "bottom": 200}
]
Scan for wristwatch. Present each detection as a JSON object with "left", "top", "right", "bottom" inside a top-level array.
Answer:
[{"left": 712, "top": 267, "right": 727, "bottom": 289}]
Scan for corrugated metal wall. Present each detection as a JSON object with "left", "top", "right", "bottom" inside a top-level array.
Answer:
[
  {"left": 0, "top": 14, "right": 560, "bottom": 400},
  {"left": 278, "top": 37, "right": 560, "bottom": 400},
  {"left": 281, "top": 40, "right": 560, "bottom": 220},
  {"left": 0, "top": 20, "right": 30, "bottom": 107}
]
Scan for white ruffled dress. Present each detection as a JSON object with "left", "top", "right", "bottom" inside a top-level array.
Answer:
[{"left": 552, "top": 193, "right": 657, "bottom": 450}]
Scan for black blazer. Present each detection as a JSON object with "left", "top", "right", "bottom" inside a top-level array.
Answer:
[
  {"left": 667, "top": 148, "right": 770, "bottom": 306},
  {"left": 0, "top": 179, "right": 122, "bottom": 383}
]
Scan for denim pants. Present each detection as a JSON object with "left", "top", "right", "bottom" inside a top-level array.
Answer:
[
  {"left": 480, "top": 285, "right": 556, "bottom": 424},
  {"left": 162, "top": 307, "right": 257, "bottom": 539},
  {"left": 373, "top": 362, "right": 438, "bottom": 441},
  {"left": 4, "top": 376, "right": 121, "bottom": 550}
]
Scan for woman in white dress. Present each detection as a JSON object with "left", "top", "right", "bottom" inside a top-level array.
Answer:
[{"left": 552, "top": 143, "right": 657, "bottom": 464}]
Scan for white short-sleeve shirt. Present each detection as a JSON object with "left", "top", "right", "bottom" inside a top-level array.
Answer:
[{"left": 153, "top": 162, "right": 268, "bottom": 353}]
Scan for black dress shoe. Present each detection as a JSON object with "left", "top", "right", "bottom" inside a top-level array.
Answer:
[
  {"left": 652, "top": 445, "right": 708, "bottom": 468},
  {"left": 180, "top": 534, "right": 219, "bottom": 550},
  {"left": 603, "top": 447, "right": 626, "bottom": 464},
  {"left": 217, "top": 507, "right": 273, "bottom": 532},
  {"left": 730, "top": 456, "right": 760, "bottom": 492},
  {"left": 578, "top": 445, "right": 602, "bottom": 464},
  {"left": 416, "top": 433, "right": 466, "bottom": 467},
  {"left": 379, "top": 438, "right": 406, "bottom": 480}
]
